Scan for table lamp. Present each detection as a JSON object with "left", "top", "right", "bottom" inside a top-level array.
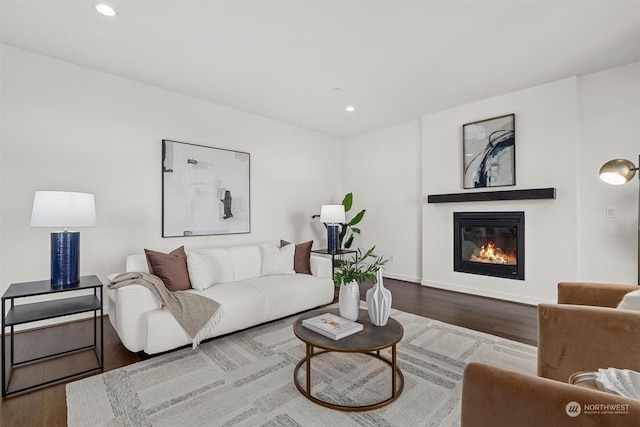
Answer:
[
  {"left": 320, "top": 204, "right": 345, "bottom": 254},
  {"left": 30, "top": 191, "right": 96, "bottom": 286}
]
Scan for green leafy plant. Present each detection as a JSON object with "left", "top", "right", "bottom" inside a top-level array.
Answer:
[
  {"left": 333, "top": 246, "right": 388, "bottom": 285},
  {"left": 339, "top": 192, "right": 365, "bottom": 249}
]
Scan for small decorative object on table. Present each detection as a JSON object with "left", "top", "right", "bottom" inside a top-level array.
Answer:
[
  {"left": 338, "top": 280, "right": 360, "bottom": 321},
  {"left": 333, "top": 246, "right": 388, "bottom": 322},
  {"left": 367, "top": 269, "right": 392, "bottom": 326},
  {"left": 301, "top": 312, "right": 363, "bottom": 340}
]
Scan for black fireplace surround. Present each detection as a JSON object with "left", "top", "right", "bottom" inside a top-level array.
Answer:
[{"left": 453, "top": 211, "right": 525, "bottom": 280}]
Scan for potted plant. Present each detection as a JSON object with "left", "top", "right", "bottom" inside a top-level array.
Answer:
[{"left": 333, "top": 247, "right": 388, "bottom": 323}]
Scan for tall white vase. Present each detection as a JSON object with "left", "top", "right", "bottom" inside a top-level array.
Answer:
[
  {"left": 366, "top": 270, "right": 392, "bottom": 326},
  {"left": 339, "top": 280, "right": 360, "bottom": 321}
]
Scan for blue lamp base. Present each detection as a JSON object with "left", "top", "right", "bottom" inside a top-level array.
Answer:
[
  {"left": 51, "top": 231, "right": 80, "bottom": 286},
  {"left": 327, "top": 224, "right": 339, "bottom": 254}
]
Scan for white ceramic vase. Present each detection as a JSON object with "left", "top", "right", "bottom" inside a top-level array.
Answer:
[
  {"left": 366, "top": 270, "right": 392, "bottom": 326},
  {"left": 339, "top": 280, "right": 360, "bottom": 321}
]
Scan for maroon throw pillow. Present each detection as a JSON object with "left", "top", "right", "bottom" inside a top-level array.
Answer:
[
  {"left": 144, "top": 246, "right": 192, "bottom": 291},
  {"left": 281, "top": 240, "right": 313, "bottom": 275}
]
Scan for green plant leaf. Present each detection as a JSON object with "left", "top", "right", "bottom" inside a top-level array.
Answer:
[
  {"left": 351, "top": 228, "right": 361, "bottom": 234},
  {"left": 344, "top": 235, "right": 354, "bottom": 248},
  {"left": 361, "top": 246, "right": 376, "bottom": 260},
  {"left": 338, "top": 225, "right": 347, "bottom": 239},
  {"left": 342, "top": 193, "right": 353, "bottom": 212},
  {"left": 348, "top": 209, "right": 366, "bottom": 226},
  {"left": 337, "top": 225, "right": 347, "bottom": 249}
]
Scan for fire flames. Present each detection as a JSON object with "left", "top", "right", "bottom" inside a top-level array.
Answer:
[{"left": 469, "top": 242, "right": 515, "bottom": 265}]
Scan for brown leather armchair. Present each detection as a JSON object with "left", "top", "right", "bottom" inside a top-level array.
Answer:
[
  {"left": 461, "top": 362, "right": 640, "bottom": 427},
  {"left": 538, "top": 282, "right": 640, "bottom": 382},
  {"left": 461, "top": 282, "right": 640, "bottom": 427}
]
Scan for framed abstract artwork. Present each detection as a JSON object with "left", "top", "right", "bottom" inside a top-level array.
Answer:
[
  {"left": 462, "top": 114, "right": 515, "bottom": 189},
  {"left": 162, "top": 139, "right": 250, "bottom": 237}
]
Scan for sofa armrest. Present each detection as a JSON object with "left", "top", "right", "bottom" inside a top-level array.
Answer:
[
  {"left": 537, "top": 304, "right": 640, "bottom": 382},
  {"left": 557, "top": 282, "right": 637, "bottom": 307},
  {"left": 310, "top": 255, "right": 332, "bottom": 278},
  {"left": 107, "top": 283, "right": 161, "bottom": 352},
  {"left": 462, "top": 362, "right": 640, "bottom": 427}
]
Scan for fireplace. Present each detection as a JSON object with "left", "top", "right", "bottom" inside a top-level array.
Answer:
[{"left": 453, "top": 211, "right": 524, "bottom": 280}]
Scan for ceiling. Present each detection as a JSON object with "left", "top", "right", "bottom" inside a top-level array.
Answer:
[{"left": 1, "top": 1, "right": 639, "bottom": 138}]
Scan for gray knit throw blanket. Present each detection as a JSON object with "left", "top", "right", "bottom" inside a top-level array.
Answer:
[{"left": 108, "top": 272, "right": 223, "bottom": 349}]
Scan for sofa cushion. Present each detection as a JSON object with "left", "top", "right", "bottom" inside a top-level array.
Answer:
[
  {"left": 186, "top": 251, "right": 214, "bottom": 291},
  {"left": 126, "top": 253, "right": 150, "bottom": 273},
  {"left": 144, "top": 246, "right": 191, "bottom": 291},
  {"left": 243, "top": 274, "right": 334, "bottom": 321},
  {"left": 261, "top": 244, "right": 295, "bottom": 276},
  {"left": 187, "top": 248, "right": 234, "bottom": 290},
  {"left": 281, "top": 240, "right": 313, "bottom": 275},
  {"left": 228, "top": 245, "right": 262, "bottom": 281},
  {"left": 618, "top": 289, "right": 640, "bottom": 311},
  {"left": 144, "top": 281, "right": 267, "bottom": 354}
]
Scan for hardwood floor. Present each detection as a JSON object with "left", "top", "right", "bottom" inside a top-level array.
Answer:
[
  {"left": 366, "top": 279, "right": 537, "bottom": 346},
  {"left": 1, "top": 279, "right": 537, "bottom": 427}
]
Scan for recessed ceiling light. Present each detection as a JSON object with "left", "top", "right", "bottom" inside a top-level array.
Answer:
[
  {"left": 95, "top": 3, "right": 116, "bottom": 17},
  {"left": 345, "top": 105, "right": 355, "bottom": 112}
]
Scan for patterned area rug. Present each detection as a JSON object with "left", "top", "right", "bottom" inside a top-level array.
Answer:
[{"left": 66, "top": 306, "right": 536, "bottom": 426}]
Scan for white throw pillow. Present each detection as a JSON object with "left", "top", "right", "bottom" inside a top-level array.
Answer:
[
  {"left": 187, "top": 251, "right": 216, "bottom": 290},
  {"left": 228, "top": 245, "right": 262, "bottom": 281},
  {"left": 617, "top": 289, "right": 640, "bottom": 311},
  {"left": 261, "top": 244, "right": 295, "bottom": 276}
]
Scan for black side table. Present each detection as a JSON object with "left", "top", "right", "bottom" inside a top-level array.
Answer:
[{"left": 1, "top": 275, "right": 104, "bottom": 397}]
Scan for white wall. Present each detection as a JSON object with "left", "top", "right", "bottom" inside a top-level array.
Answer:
[
  {"left": 0, "top": 45, "right": 343, "bottom": 324},
  {"left": 422, "top": 78, "right": 579, "bottom": 305},
  {"left": 343, "top": 121, "right": 422, "bottom": 283},
  {"left": 577, "top": 62, "right": 639, "bottom": 283}
]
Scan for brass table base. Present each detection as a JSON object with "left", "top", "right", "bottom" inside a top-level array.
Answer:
[{"left": 293, "top": 345, "right": 404, "bottom": 412}]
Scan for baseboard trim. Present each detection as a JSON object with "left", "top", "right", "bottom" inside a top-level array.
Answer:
[
  {"left": 420, "top": 280, "right": 549, "bottom": 306},
  {"left": 383, "top": 272, "right": 421, "bottom": 284}
]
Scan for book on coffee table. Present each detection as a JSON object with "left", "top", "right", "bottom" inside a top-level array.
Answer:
[{"left": 301, "top": 313, "right": 363, "bottom": 340}]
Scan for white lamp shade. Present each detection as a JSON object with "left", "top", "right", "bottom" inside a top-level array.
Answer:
[
  {"left": 600, "top": 172, "right": 629, "bottom": 185},
  {"left": 30, "top": 191, "right": 96, "bottom": 228},
  {"left": 320, "top": 204, "right": 345, "bottom": 223}
]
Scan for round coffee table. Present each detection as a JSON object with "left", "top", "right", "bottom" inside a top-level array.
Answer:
[{"left": 292, "top": 308, "right": 404, "bottom": 411}]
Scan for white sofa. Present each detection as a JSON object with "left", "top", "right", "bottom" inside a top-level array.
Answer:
[{"left": 107, "top": 244, "right": 334, "bottom": 354}]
